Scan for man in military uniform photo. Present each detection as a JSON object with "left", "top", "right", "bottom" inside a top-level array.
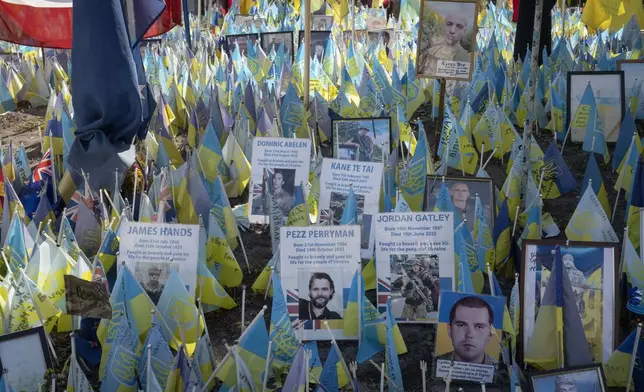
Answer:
[
  {"left": 554, "top": 374, "right": 577, "bottom": 392},
  {"left": 345, "top": 128, "right": 375, "bottom": 162},
  {"left": 437, "top": 296, "right": 497, "bottom": 365},
  {"left": 141, "top": 266, "right": 165, "bottom": 304},
  {"left": 392, "top": 257, "right": 438, "bottom": 320}
]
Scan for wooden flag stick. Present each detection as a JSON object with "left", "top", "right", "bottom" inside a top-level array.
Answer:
[
  {"left": 626, "top": 323, "right": 643, "bottom": 392},
  {"left": 264, "top": 267, "right": 274, "bottom": 300},
  {"left": 324, "top": 321, "right": 357, "bottom": 390},
  {"left": 262, "top": 340, "right": 273, "bottom": 392},
  {"left": 368, "top": 360, "right": 392, "bottom": 383},
  {"left": 487, "top": 263, "right": 495, "bottom": 296},
  {"left": 237, "top": 232, "right": 252, "bottom": 273},
  {"left": 511, "top": 206, "right": 520, "bottom": 238},
  {"left": 146, "top": 343, "right": 152, "bottom": 392},
  {"left": 420, "top": 360, "right": 427, "bottom": 392},
  {"left": 379, "top": 362, "right": 385, "bottom": 392}
]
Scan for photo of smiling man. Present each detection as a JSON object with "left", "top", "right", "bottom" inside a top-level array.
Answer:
[
  {"left": 434, "top": 292, "right": 505, "bottom": 383},
  {"left": 299, "top": 271, "right": 343, "bottom": 320}
]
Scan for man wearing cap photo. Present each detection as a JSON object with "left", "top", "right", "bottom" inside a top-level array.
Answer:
[{"left": 392, "top": 256, "right": 439, "bottom": 319}]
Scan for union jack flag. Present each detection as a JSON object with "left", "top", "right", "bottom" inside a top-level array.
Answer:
[
  {"left": 319, "top": 208, "right": 333, "bottom": 225},
  {"left": 65, "top": 180, "right": 95, "bottom": 223},
  {"left": 159, "top": 171, "right": 177, "bottom": 223},
  {"left": 32, "top": 149, "right": 53, "bottom": 184}
]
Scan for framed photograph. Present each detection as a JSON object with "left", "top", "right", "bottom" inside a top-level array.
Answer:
[
  {"left": 298, "top": 30, "right": 331, "bottom": 61},
  {"left": 234, "top": 14, "right": 254, "bottom": 31},
  {"left": 528, "top": 364, "right": 607, "bottom": 392},
  {"left": 375, "top": 212, "right": 455, "bottom": 323},
  {"left": 332, "top": 117, "right": 391, "bottom": 162},
  {"left": 280, "top": 225, "right": 361, "bottom": 340},
  {"left": 521, "top": 240, "right": 618, "bottom": 364},
  {"left": 367, "top": 29, "right": 394, "bottom": 47},
  {"left": 366, "top": 11, "right": 387, "bottom": 29},
  {"left": 425, "top": 176, "right": 495, "bottom": 234},
  {"left": 342, "top": 30, "right": 368, "bottom": 42},
  {"left": 224, "top": 33, "right": 260, "bottom": 56},
  {"left": 0, "top": 327, "right": 52, "bottom": 391},
  {"left": 616, "top": 59, "right": 644, "bottom": 120},
  {"left": 261, "top": 31, "right": 295, "bottom": 62},
  {"left": 434, "top": 291, "right": 505, "bottom": 383},
  {"left": 567, "top": 71, "right": 625, "bottom": 143},
  {"left": 416, "top": 0, "right": 478, "bottom": 80},
  {"left": 312, "top": 15, "right": 334, "bottom": 31}
]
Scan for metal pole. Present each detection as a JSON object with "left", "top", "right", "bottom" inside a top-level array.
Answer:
[
  {"left": 519, "top": 0, "right": 544, "bottom": 210},
  {"left": 303, "top": 0, "right": 311, "bottom": 108}
]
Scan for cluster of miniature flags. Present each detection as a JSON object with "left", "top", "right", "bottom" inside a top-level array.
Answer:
[{"left": 0, "top": 0, "right": 644, "bottom": 389}]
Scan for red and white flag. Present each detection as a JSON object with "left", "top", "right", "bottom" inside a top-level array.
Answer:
[{"left": 0, "top": 0, "right": 182, "bottom": 48}]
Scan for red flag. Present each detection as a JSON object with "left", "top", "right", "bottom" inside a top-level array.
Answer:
[{"left": 0, "top": 0, "right": 182, "bottom": 49}]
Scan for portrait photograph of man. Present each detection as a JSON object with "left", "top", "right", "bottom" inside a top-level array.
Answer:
[
  {"left": 425, "top": 177, "right": 494, "bottom": 234},
  {"left": 298, "top": 31, "right": 331, "bottom": 61},
  {"left": 390, "top": 254, "right": 440, "bottom": 321},
  {"left": 333, "top": 118, "right": 390, "bottom": 163},
  {"left": 135, "top": 262, "right": 179, "bottom": 305},
  {"left": 529, "top": 366, "right": 606, "bottom": 392},
  {"left": 416, "top": 0, "right": 477, "bottom": 80},
  {"left": 434, "top": 291, "right": 505, "bottom": 383},
  {"left": 298, "top": 271, "right": 343, "bottom": 320},
  {"left": 251, "top": 168, "right": 296, "bottom": 218},
  {"left": 261, "top": 32, "right": 294, "bottom": 61}
]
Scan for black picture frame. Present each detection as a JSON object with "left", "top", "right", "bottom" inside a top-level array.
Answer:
[
  {"left": 331, "top": 117, "right": 392, "bottom": 163},
  {"left": 297, "top": 30, "right": 332, "bottom": 59},
  {"left": 527, "top": 363, "right": 607, "bottom": 392},
  {"left": 260, "top": 31, "right": 295, "bottom": 63},
  {"left": 566, "top": 71, "right": 625, "bottom": 143},
  {"left": 519, "top": 239, "right": 620, "bottom": 366},
  {"left": 224, "top": 33, "right": 260, "bottom": 56},
  {"left": 424, "top": 175, "right": 495, "bottom": 232},
  {"left": 0, "top": 326, "right": 52, "bottom": 390}
]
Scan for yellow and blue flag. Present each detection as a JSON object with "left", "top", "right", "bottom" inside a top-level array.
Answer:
[
  {"left": 340, "top": 188, "right": 358, "bottom": 225},
  {"left": 269, "top": 273, "right": 300, "bottom": 370},
  {"left": 385, "top": 298, "right": 404, "bottom": 391},
  {"left": 400, "top": 126, "right": 427, "bottom": 212},
  {"left": 603, "top": 328, "right": 644, "bottom": 388},
  {"left": 3, "top": 211, "right": 28, "bottom": 274},
  {"left": 282, "top": 345, "right": 307, "bottom": 391},
  {"left": 164, "top": 346, "right": 198, "bottom": 391},
  {"left": 455, "top": 223, "right": 475, "bottom": 294},
  {"left": 474, "top": 195, "right": 494, "bottom": 271},
  {"left": 286, "top": 185, "right": 310, "bottom": 227},
  {"left": 493, "top": 199, "right": 511, "bottom": 272},
  {"left": 99, "top": 309, "right": 140, "bottom": 392},
  {"left": 541, "top": 142, "right": 577, "bottom": 199},
  {"left": 524, "top": 246, "right": 592, "bottom": 369},
  {"left": 197, "top": 261, "right": 237, "bottom": 310},
  {"left": 138, "top": 313, "right": 173, "bottom": 391},
  {"left": 613, "top": 110, "right": 637, "bottom": 171},
  {"left": 206, "top": 209, "right": 242, "bottom": 287},
  {"left": 565, "top": 183, "right": 618, "bottom": 242},
  {"left": 237, "top": 311, "right": 270, "bottom": 390},
  {"left": 581, "top": 153, "right": 611, "bottom": 216},
  {"left": 316, "top": 343, "right": 341, "bottom": 392},
  {"left": 157, "top": 270, "right": 204, "bottom": 353}
]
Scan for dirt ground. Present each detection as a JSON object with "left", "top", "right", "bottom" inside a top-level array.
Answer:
[{"left": 1, "top": 99, "right": 632, "bottom": 391}]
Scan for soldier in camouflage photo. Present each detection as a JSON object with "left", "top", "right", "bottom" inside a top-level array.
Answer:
[{"left": 391, "top": 255, "right": 440, "bottom": 320}]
